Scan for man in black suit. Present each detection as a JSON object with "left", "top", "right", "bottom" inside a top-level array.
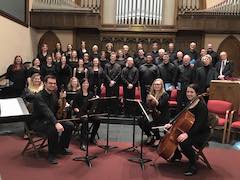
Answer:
[
  {"left": 215, "top": 51, "right": 234, "bottom": 80},
  {"left": 207, "top": 43, "right": 219, "bottom": 67}
]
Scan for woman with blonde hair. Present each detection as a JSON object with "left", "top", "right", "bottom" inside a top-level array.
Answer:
[{"left": 138, "top": 78, "right": 170, "bottom": 146}]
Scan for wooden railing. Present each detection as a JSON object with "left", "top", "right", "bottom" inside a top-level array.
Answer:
[{"left": 32, "top": 0, "right": 101, "bottom": 13}]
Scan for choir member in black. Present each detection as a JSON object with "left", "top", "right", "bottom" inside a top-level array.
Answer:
[
  {"left": 53, "top": 51, "right": 62, "bottom": 64},
  {"left": 165, "top": 84, "right": 210, "bottom": 176},
  {"left": 139, "top": 53, "right": 159, "bottom": 105},
  {"left": 72, "top": 78, "right": 101, "bottom": 150},
  {"left": 27, "top": 58, "right": 41, "bottom": 84},
  {"left": 105, "top": 42, "right": 114, "bottom": 60},
  {"left": 77, "top": 41, "right": 88, "bottom": 59},
  {"left": 83, "top": 53, "right": 91, "bottom": 68},
  {"left": 68, "top": 50, "right": 79, "bottom": 69},
  {"left": 104, "top": 52, "right": 122, "bottom": 114},
  {"left": 195, "top": 54, "right": 218, "bottom": 94},
  {"left": 173, "top": 51, "right": 183, "bottom": 67},
  {"left": 167, "top": 43, "right": 177, "bottom": 62},
  {"left": 37, "top": 43, "right": 49, "bottom": 65},
  {"left": 121, "top": 57, "right": 139, "bottom": 115},
  {"left": 134, "top": 49, "right": 145, "bottom": 69},
  {"left": 55, "top": 56, "right": 72, "bottom": 89},
  {"left": 133, "top": 42, "right": 144, "bottom": 58},
  {"left": 73, "top": 58, "right": 88, "bottom": 83},
  {"left": 185, "top": 42, "right": 199, "bottom": 65},
  {"left": 116, "top": 49, "right": 126, "bottom": 69},
  {"left": 123, "top": 45, "right": 131, "bottom": 60},
  {"left": 66, "top": 77, "right": 81, "bottom": 104},
  {"left": 194, "top": 48, "right": 206, "bottom": 70},
  {"left": 216, "top": 51, "right": 234, "bottom": 80},
  {"left": 207, "top": 43, "right": 219, "bottom": 67},
  {"left": 52, "top": 42, "right": 63, "bottom": 60},
  {"left": 6, "top": 55, "right": 28, "bottom": 97},
  {"left": 88, "top": 57, "right": 104, "bottom": 96},
  {"left": 175, "top": 55, "right": 195, "bottom": 111},
  {"left": 65, "top": 44, "right": 73, "bottom": 61},
  {"left": 90, "top": 45, "right": 100, "bottom": 61},
  {"left": 158, "top": 53, "right": 177, "bottom": 92},
  {"left": 138, "top": 78, "right": 170, "bottom": 146},
  {"left": 151, "top": 42, "right": 159, "bottom": 61},
  {"left": 41, "top": 55, "right": 56, "bottom": 78},
  {"left": 154, "top": 48, "right": 165, "bottom": 65},
  {"left": 99, "top": 50, "right": 109, "bottom": 69},
  {"left": 31, "top": 75, "right": 74, "bottom": 164}
]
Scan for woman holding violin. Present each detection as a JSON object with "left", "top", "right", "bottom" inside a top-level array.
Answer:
[
  {"left": 138, "top": 78, "right": 170, "bottom": 147},
  {"left": 164, "top": 84, "right": 210, "bottom": 176}
]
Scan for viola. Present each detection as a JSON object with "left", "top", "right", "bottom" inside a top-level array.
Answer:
[{"left": 56, "top": 85, "right": 67, "bottom": 120}]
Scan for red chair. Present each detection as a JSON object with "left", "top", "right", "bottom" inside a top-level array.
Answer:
[
  {"left": 207, "top": 100, "right": 232, "bottom": 143},
  {"left": 135, "top": 87, "right": 141, "bottom": 100},
  {"left": 168, "top": 89, "right": 177, "bottom": 108},
  {"left": 226, "top": 111, "right": 240, "bottom": 144},
  {"left": 119, "top": 86, "right": 124, "bottom": 98},
  {"left": 100, "top": 85, "right": 106, "bottom": 97}
]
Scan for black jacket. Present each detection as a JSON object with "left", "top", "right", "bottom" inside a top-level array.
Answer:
[
  {"left": 121, "top": 66, "right": 139, "bottom": 87},
  {"left": 215, "top": 60, "right": 234, "bottom": 78},
  {"left": 104, "top": 62, "right": 122, "bottom": 84},
  {"left": 158, "top": 63, "right": 177, "bottom": 85},
  {"left": 139, "top": 63, "right": 159, "bottom": 86},
  {"left": 176, "top": 64, "right": 195, "bottom": 87}
]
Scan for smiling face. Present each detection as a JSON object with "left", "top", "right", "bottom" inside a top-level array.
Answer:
[
  {"left": 153, "top": 79, "right": 163, "bottom": 91},
  {"left": 186, "top": 87, "right": 197, "bottom": 101}
]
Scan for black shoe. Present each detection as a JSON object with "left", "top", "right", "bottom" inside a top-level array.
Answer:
[
  {"left": 90, "top": 138, "right": 97, "bottom": 145},
  {"left": 59, "top": 148, "right": 73, "bottom": 155},
  {"left": 48, "top": 155, "right": 58, "bottom": 165},
  {"left": 169, "top": 154, "right": 182, "bottom": 163},
  {"left": 184, "top": 164, "right": 197, "bottom": 176},
  {"left": 80, "top": 144, "right": 87, "bottom": 151}
]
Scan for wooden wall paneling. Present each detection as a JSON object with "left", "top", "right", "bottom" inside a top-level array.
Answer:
[{"left": 38, "top": 31, "right": 61, "bottom": 53}]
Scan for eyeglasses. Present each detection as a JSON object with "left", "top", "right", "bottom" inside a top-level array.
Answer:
[{"left": 153, "top": 84, "right": 162, "bottom": 86}]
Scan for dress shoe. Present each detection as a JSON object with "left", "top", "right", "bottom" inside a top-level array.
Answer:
[
  {"left": 59, "top": 148, "right": 73, "bottom": 155},
  {"left": 184, "top": 164, "right": 197, "bottom": 176},
  {"left": 152, "top": 139, "right": 160, "bottom": 147},
  {"left": 80, "top": 144, "right": 87, "bottom": 151},
  {"left": 169, "top": 154, "right": 182, "bottom": 163},
  {"left": 146, "top": 135, "right": 154, "bottom": 145},
  {"left": 48, "top": 155, "right": 58, "bottom": 165}
]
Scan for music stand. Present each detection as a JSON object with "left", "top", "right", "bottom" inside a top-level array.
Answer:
[
  {"left": 121, "top": 99, "right": 141, "bottom": 154},
  {"left": 73, "top": 97, "right": 102, "bottom": 167},
  {"left": 97, "top": 96, "right": 118, "bottom": 154},
  {"left": 128, "top": 100, "right": 152, "bottom": 170}
]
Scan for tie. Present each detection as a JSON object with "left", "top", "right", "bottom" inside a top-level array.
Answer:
[{"left": 220, "top": 60, "right": 225, "bottom": 76}]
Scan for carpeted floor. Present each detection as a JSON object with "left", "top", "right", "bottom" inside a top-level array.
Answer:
[{"left": 0, "top": 136, "right": 240, "bottom": 180}]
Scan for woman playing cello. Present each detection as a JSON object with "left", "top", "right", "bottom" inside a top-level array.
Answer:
[{"left": 164, "top": 84, "right": 210, "bottom": 176}]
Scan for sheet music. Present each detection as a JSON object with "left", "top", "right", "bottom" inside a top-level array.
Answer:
[{"left": 0, "top": 98, "right": 24, "bottom": 117}]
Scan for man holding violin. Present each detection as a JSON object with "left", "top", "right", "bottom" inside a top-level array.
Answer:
[
  {"left": 163, "top": 84, "right": 210, "bottom": 176},
  {"left": 31, "top": 75, "right": 74, "bottom": 164}
]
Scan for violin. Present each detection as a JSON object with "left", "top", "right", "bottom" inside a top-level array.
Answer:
[
  {"left": 146, "top": 95, "right": 161, "bottom": 119},
  {"left": 57, "top": 85, "right": 67, "bottom": 120}
]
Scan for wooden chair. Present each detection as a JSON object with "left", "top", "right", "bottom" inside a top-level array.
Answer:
[
  {"left": 21, "top": 121, "right": 48, "bottom": 158},
  {"left": 193, "top": 112, "right": 218, "bottom": 169},
  {"left": 207, "top": 100, "right": 232, "bottom": 143},
  {"left": 226, "top": 110, "right": 240, "bottom": 144}
]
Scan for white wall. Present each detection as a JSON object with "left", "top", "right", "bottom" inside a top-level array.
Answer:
[
  {"left": 102, "top": 0, "right": 116, "bottom": 24},
  {"left": 162, "top": 0, "right": 175, "bottom": 25}
]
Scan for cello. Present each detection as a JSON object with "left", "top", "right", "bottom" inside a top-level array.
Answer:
[
  {"left": 157, "top": 94, "right": 205, "bottom": 160},
  {"left": 57, "top": 85, "right": 67, "bottom": 120}
]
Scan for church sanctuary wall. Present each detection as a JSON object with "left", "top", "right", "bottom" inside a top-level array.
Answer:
[
  {"left": 206, "top": 0, "right": 224, "bottom": 8},
  {"left": 0, "top": 0, "right": 37, "bottom": 75},
  {"left": 204, "top": 34, "right": 240, "bottom": 50}
]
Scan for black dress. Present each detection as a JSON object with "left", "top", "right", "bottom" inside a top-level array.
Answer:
[
  {"left": 55, "top": 63, "right": 72, "bottom": 89},
  {"left": 88, "top": 67, "right": 104, "bottom": 96}
]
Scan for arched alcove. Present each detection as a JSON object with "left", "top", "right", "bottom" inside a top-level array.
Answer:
[{"left": 38, "top": 31, "right": 61, "bottom": 53}]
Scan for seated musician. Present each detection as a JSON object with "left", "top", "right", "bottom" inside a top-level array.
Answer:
[
  {"left": 164, "top": 84, "right": 210, "bottom": 176},
  {"left": 138, "top": 78, "right": 170, "bottom": 147},
  {"left": 66, "top": 77, "right": 81, "bottom": 103},
  {"left": 22, "top": 73, "right": 43, "bottom": 139},
  {"left": 31, "top": 75, "right": 74, "bottom": 164},
  {"left": 72, "top": 78, "right": 101, "bottom": 151}
]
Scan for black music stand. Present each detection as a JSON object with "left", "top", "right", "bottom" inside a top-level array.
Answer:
[
  {"left": 128, "top": 100, "right": 152, "bottom": 170},
  {"left": 73, "top": 97, "right": 100, "bottom": 167},
  {"left": 97, "top": 96, "right": 118, "bottom": 154},
  {"left": 121, "top": 99, "right": 140, "bottom": 154}
]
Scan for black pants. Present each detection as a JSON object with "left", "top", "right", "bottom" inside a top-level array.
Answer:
[
  {"left": 80, "top": 117, "right": 101, "bottom": 144},
  {"left": 105, "top": 84, "right": 120, "bottom": 114},
  {"left": 140, "top": 84, "right": 150, "bottom": 105},
  {"left": 123, "top": 86, "right": 135, "bottom": 114},
  {"left": 174, "top": 133, "right": 209, "bottom": 165},
  {"left": 138, "top": 116, "right": 164, "bottom": 139},
  {"left": 31, "top": 120, "right": 74, "bottom": 156}
]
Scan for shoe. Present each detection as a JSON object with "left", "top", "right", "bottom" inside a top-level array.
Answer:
[
  {"left": 169, "top": 154, "right": 182, "bottom": 163},
  {"left": 48, "top": 155, "right": 58, "bottom": 165},
  {"left": 80, "top": 144, "right": 87, "bottom": 151},
  {"left": 23, "top": 134, "right": 29, "bottom": 140},
  {"left": 90, "top": 138, "right": 97, "bottom": 145},
  {"left": 184, "top": 164, "right": 197, "bottom": 176},
  {"left": 59, "top": 148, "right": 73, "bottom": 155},
  {"left": 152, "top": 139, "right": 160, "bottom": 147},
  {"left": 146, "top": 135, "right": 154, "bottom": 145}
]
